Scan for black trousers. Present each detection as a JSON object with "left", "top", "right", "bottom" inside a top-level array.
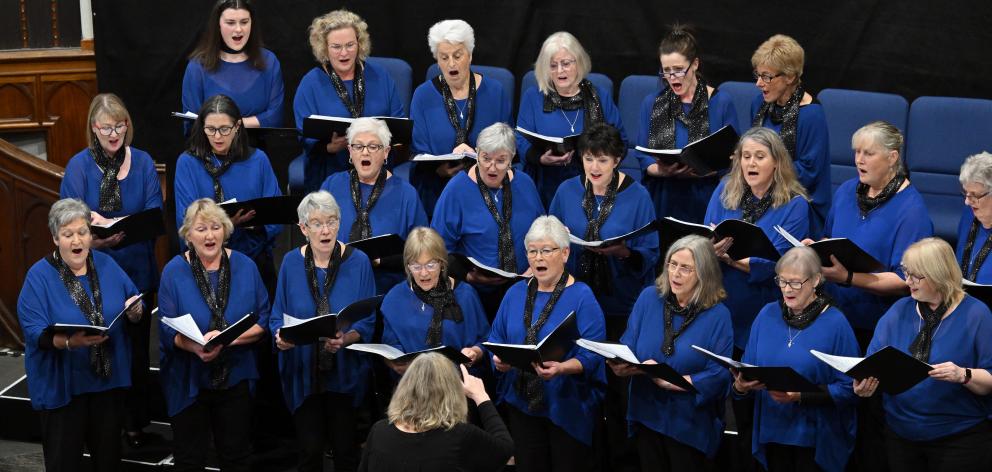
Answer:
[
  {"left": 885, "top": 420, "right": 992, "bottom": 472},
  {"left": 731, "top": 347, "right": 759, "bottom": 472},
  {"left": 634, "top": 424, "right": 708, "bottom": 472},
  {"left": 848, "top": 394, "right": 889, "bottom": 472},
  {"left": 293, "top": 391, "right": 360, "bottom": 472},
  {"left": 124, "top": 295, "right": 153, "bottom": 432},
  {"left": 170, "top": 381, "right": 253, "bottom": 472},
  {"left": 39, "top": 388, "right": 125, "bottom": 472},
  {"left": 603, "top": 314, "right": 639, "bottom": 472},
  {"left": 764, "top": 443, "right": 820, "bottom": 472},
  {"left": 505, "top": 404, "right": 595, "bottom": 472}
]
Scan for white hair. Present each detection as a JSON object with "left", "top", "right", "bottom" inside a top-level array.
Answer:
[
  {"left": 427, "top": 19, "right": 475, "bottom": 55},
  {"left": 346, "top": 117, "right": 391, "bottom": 146},
  {"left": 524, "top": 215, "right": 570, "bottom": 249},
  {"left": 297, "top": 190, "right": 341, "bottom": 223},
  {"left": 475, "top": 122, "right": 516, "bottom": 156}
]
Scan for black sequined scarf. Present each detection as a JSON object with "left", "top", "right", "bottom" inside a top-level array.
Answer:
[
  {"left": 516, "top": 272, "right": 569, "bottom": 411},
  {"left": 347, "top": 167, "right": 386, "bottom": 241},
  {"left": 198, "top": 153, "right": 235, "bottom": 202},
  {"left": 856, "top": 173, "right": 905, "bottom": 218},
  {"left": 325, "top": 60, "right": 365, "bottom": 118},
  {"left": 741, "top": 183, "right": 775, "bottom": 223},
  {"left": 578, "top": 170, "right": 619, "bottom": 295},
  {"left": 413, "top": 273, "right": 464, "bottom": 347},
  {"left": 753, "top": 84, "right": 804, "bottom": 159},
  {"left": 661, "top": 292, "right": 701, "bottom": 356},
  {"left": 909, "top": 301, "right": 948, "bottom": 363},
  {"left": 475, "top": 166, "right": 516, "bottom": 272},
  {"left": 305, "top": 242, "right": 344, "bottom": 377},
  {"left": 47, "top": 251, "right": 111, "bottom": 378},
  {"left": 780, "top": 293, "right": 830, "bottom": 329},
  {"left": 187, "top": 245, "right": 231, "bottom": 388},
  {"left": 960, "top": 218, "right": 992, "bottom": 281},
  {"left": 542, "top": 79, "right": 604, "bottom": 127},
  {"left": 648, "top": 79, "right": 710, "bottom": 150},
  {"left": 432, "top": 73, "right": 477, "bottom": 147},
  {"left": 90, "top": 141, "right": 126, "bottom": 213}
]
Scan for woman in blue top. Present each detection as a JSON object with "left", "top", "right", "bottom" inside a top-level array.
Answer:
[
  {"left": 516, "top": 31, "right": 627, "bottom": 209},
  {"left": 749, "top": 35, "right": 830, "bottom": 237},
  {"left": 733, "top": 246, "right": 859, "bottom": 472},
  {"left": 270, "top": 190, "right": 377, "bottom": 472},
  {"left": 60, "top": 93, "right": 163, "bottom": 447},
  {"left": 175, "top": 94, "right": 283, "bottom": 294},
  {"left": 957, "top": 152, "right": 992, "bottom": 283},
  {"left": 17, "top": 199, "right": 143, "bottom": 471},
  {"left": 410, "top": 19, "right": 512, "bottom": 219},
  {"left": 489, "top": 215, "right": 607, "bottom": 472},
  {"left": 705, "top": 127, "right": 811, "bottom": 352},
  {"left": 855, "top": 238, "right": 992, "bottom": 471},
  {"left": 294, "top": 9, "right": 405, "bottom": 192},
  {"left": 610, "top": 235, "right": 732, "bottom": 470},
  {"left": 158, "top": 198, "right": 270, "bottom": 472},
  {"left": 182, "top": 0, "right": 283, "bottom": 129},
  {"left": 320, "top": 118, "right": 427, "bottom": 293},
  {"left": 636, "top": 25, "right": 738, "bottom": 223}
]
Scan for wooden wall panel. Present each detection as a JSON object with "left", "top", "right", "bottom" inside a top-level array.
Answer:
[
  {"left": 42, "top": 75, "right": 96, "bottom": 167},
  {"left": 0, "top": 78, "right": 36, "bottom": 125}
]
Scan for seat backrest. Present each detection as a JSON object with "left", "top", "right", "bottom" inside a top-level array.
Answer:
[
  {"left": 424, "top": 64, "right": 516, "bottom": 122},
  {"left": 906, "top": 96, "right": 992, "bottom": 245},
  {"left": 716, "top": 81, "right": 758, "bottom": 134},
  {"left": 367, "top": 56, "right": 413, "bottom": 113},
  {"left": 617, "top": 75, "right": 661, "bottom": 143},
  {"left": 520, "top": 70, "right": 615, "bottom": 102}
]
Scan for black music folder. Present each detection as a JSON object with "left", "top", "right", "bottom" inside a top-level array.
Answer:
[
  {"left": 483, "top": 311, "right": 578, "bottom": 373},
  {"left": 811, "top": 346, "right": 932, "bottom": 395},
  {"left": 515, "top": 127, "right": 580, "bottom": 156},
  {"left": 449, "top": 254, "right": 527, "bottom": 283},
  {"left": 50, "top": 293, "right": 145, "bottom": 336},
  {"left": 577, "top": 339, "right": 697, "bottom": 393},
  {"left": 692, "top": 345, "right": 822, "bottom": 392},
  {"left": 569, "top": 221, "right": 658, "bottom": 248},
  {"left": 348, "top": 234, "right": 405, "bottom": 262},
  {"left": 773, "top": 225, "right": 885, "bottom": 273},
  {"left": 302, "top": 115, "right": 413, "bottom": 146},
  {"left": 346, "top": 344, "right": 471, "bottom": 364},
  {"left": 161, "top": 311, "right": 259, "bottom": 352},
  {"left": 91, "top": 208, "right": 166, "bottom": 248},
  {"left": 635, "top": 125, "right": 739, "bottom": 174},
  {"left": 660, "top": 217, "right": 781, "bottom": 261},
  {"left": 172, "top": 112, "right": 301, "bottom": 145},
  {"left": 277, "top": 295, "right": 384, "bottom": 345},
  {"left": 962, "top": 280, "right": 992, "bottom": 309},
  {"left": 219, "top": 195, "right": 303, "bottom": 226}
]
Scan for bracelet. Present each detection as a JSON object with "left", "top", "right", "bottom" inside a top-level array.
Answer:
[
  {"left": 64, "top": 336, "right": 71, "bottom": 350},
  {"left": 840, "top": 270, "right": 854, "bottom": 287},
  {"left": 963, "top": 368, "right": 972, "bottom": 385}
]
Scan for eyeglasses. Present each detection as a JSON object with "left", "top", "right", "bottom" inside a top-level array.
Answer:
[
  {"left": 659, "top": 67, "right": 690, "bottom": 79},
  {"left": 899, "top": 266, "right": 926, "bottom": 284},
  {"left": 204, "top": 126, "right": 235, "bottom": 136},
  {"left": 752, "top": 70, "right": 783, "bottom": 84},
  {"left": 304, "top": 218, "right": 340, "bottom": 231},
  {"left": 962, "top": 190, "right": 990, "bottom": 203},
  {"left": 550, "top": 59, "right": 576, "bottom": 71},
  {"left": 526, "top": 247, "right": 561, "bottom": 258},
  {"left": 349, "top": 143, "right": 385, "bottom": 153},
  {"left": 479, "top": 154, "right": 510, "bottom": 169},
  {"left": 329, "top": 42, "right": 358, "bottom": 53},
  {"left": 95, "top": 123, "right": 128, "bottom": 136},
  {"left": 667, "top": 261, "right": 696, "bottom": 276},
  {"left": 407, "top": 260, "right": 441, "bottom": 273},
  {"left": 774, "top": 276, "right": 810, "bottom": 290}
]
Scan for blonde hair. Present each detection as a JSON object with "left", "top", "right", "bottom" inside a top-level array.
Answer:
[
  {"left": 403, "top": 227, "right": 449, "bottom": 281},
  {"left": 387, "top": 353, "right": 467, "bottom": 432},
  {"left": 655, "top": 235, "right": 726, "bottom": 309},
  {"left": 852, "top": 121, "right": 905, "bottom": 176},
  {"left": 308, "top": 9, "right": 371, "bottom": 64},
  {"left": 751, "top": 34, "right": 804, "bottom": 81},
  {"left": 179, "top": 198, "right": 234, "bottom": 243},
  {"left": 901, "top": 237, "right": 964, "bottom": 307},
  {"left": 533, "top": 31, "right": 591, "bottom": 95},
  {"left": 721, "top": 127, "right": 809, "bottom": 210},
  {"left": 87, "top": 93, "right": 134, "bottom": 149}
]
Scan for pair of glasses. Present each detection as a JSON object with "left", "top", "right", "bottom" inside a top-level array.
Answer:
[
  {"left": 95, "top": 123, "right": 128, "bottom": 136},
  {"left": 753, "top": 70, "right": 784, "bottom": 84},
  {"left": 899, "top": 266, "right": 926, "bottom": 284},
  {"left": 526, "top": 247, "right": 560, "bottom": 258},
  {"left": 774, "top": 276, "right": 810, "bottom": 290},
  {"left": 329, "top": 42, "right": 358, "bottom": 53},
  {"left": 550, "top": 59, "right": 576, "bottom": 71},
  {"left": 962, "top": 190, "right": 990, "bottom": 203},
  {"left": 204, "top": 126, "right": 236, "bottom": 136},
  {"left": 349, "top": 143, "right": 385, "bottom": 153},
  {"left": 659, "top": 67, "right": 690, "bottom": 79},
  {"left": 408, "top": 260, "right": 441, "bottom": 273},
  {"left": 479, "top": 155, "right": 510, "bottom": 169},
  {"left": 667, "top": 261, "right": 696, "bottom": 276},
  {"left": 305, "top": 218, "right": 340, "bottom": 231}
]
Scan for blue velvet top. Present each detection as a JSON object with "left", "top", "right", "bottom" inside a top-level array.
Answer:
[
  {"left": 381, "top": 280, "right": 489, "bottom": 357},
  {"left": 621, "top": 287, "right": 733, "bottom": 456},
  {"left": 158, "top": 250, "right": 271, "bottom": 417},
  {"left": 182, "top": 49, "right": 284, "bottom": 128},
  {"left": 704, "top": 180, "right": 811, "bottom": 349},
  {"left": 549, "top": 175, "right": 659, "bottom": 315},
  {"left": 955, "top": 205, "right": 992, "bottom": 283},
  {"left": 488, "top": 280, "right": 606, "bottom": 445},
  {"left": 868, "top": 295, "right": 992, "bottom": 442},
  {"left": 174, "top": 148, "right": 283, "bottom": 258},
  {"left": 18, "top": 251, "right": 139, "bottom": 410},
  {"left": 269, "top": 246, "right": 377, "bottom": 412},
  {"left": 824, "top": 179, "right": 933, "bottom": 331},
  {"left": 60, "top": 147, "right": 163, "bottom": 292},
  {"left": 742, "top": 303, "right": 858, "bottom": 472}
]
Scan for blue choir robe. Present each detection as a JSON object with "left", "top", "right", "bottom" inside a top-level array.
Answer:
[
  {"left": 269, "top": 246, "right": 377, "bottom": 412},
  {"left": 174, "top": 148, "right": 283, "bottom": 258},
  {"left": 868, "top": 295, "right": 992, "bottom": 442},
  {"left": 635, "top": 88, "right": 739, "bottom": 223},
  {"left": 181, "top": 48, "right": 285, "bottom": 128},
  {"left": 751, "top": 94, "right": 831, "bottom": 237},
  {"left": 621, "top": 287, "right": 733, "bottom": 457},
  {"left": 157, "top": 250, "right": 271, "bottom": 417},
  {"left": 320, "top": 171, "right": 428, "bottom": 293},
  {"left": 955, "top": 205, "right": 992, "bottom": 283},
  {"left": 381, "top": 280, "right": 489, "bottom": 359},
  {"left": 824, "top": 179, "right": 933, "bottom": 331},
  {"left": 17, "top": 251, "right": 139, "bottom": 410},
  {"left": 549, "top": 175, "right": 660, "bottom": 315},
  {"left": 515, "top": 84, "right": 627, "bottom": 209},
  {"left": 431, "top": 169, "right": 544, "bottom": 275},
  {"left": 742, "top": 304, "right": 859, "bottom": 472},
  {"left": 487, "top": 280, "right": 607, "bottom": 445},
  {"left": 704, "top": 180, "right": 811, "bottom": 349},
  {"left": 293, "top": 62, "right": 406, "bottom": 192},
  {"left": 60, "top": 147, "right": 163, "bottom": 292},
  {"left": 409, "top": 75, "right": 512, "bottom": 219}
]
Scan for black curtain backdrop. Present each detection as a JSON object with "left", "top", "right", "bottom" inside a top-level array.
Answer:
[{"left": 92, "top": 0, "right": 992, "bottom": 174}]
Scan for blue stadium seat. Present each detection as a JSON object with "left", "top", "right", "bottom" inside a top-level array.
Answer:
[
  {"left": 716, "top": 81, "right": 758, "bottom": 134},
  {"left": 817, "top": 88, "right": 909, "bottom": 194},
  {"left": 906, "top": 96, "right": 992, "bottom": 245},
  {"left": 424, "top": 64, "right": 516, "bottom": 123},
  {"left": 520, "top": 70, "right": 615, "bottom": 103},
  {"left": 616, "top": 75, "right": 662, "bottom": 181}
]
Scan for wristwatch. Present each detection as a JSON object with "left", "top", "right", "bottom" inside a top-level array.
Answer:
[{"left": 963, "top": 368, "right": 972, "bottom": 385}]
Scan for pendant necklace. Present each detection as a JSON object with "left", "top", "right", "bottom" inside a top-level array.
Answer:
[
  {"left": 455, "top": 100, "right": 467, "bottom": 120},
  {"left": 787, "top": 326, "right": 802, "bottom": 348},
  {"left": 560, "top": 109, "right": 579, "bottom": 133}
]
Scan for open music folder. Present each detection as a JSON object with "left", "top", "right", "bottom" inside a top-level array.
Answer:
[
  {"left": 774, "top": 225, "right": 885, "bottom": 273},
  {"left": 635, "top": 124, "right": 739, "bottom": 174},
  {"left": 50, "top": 293, "right": 145, "bottom": 336},
  {"left": 346, "top": 344, "right": 471, "bottom": 364},
  {"left": 483, "top": 311, "right": 578, "bottom": 373},
  {"left": 577, "top": 339, "right": 697, "bottom": 393},
  {"left": 810, "top": 346, "right": 932, "bottom": 395},
  {"left": 568, "top": 221, "right": 658, "bottom": 248},
  {"left": 515, "top": 127, "right": 580, "bottom": 156},
  {"left": 161, "top": 311, "right": 258, "bottom": 352},
  {"left": 659, "top": 217, "right": 780, "bottom": 261},
  {"left": 692, "top": 345, "right": 822, "bottom": 392},
  {"left": 219, "top": 195, "right": 304, "bottom": 226},
  {"left": 91, "top": 208, "right": 166, "bottom": 248},
  {"left": 278, "top": 295, "right": 384, "bottom": 346}
]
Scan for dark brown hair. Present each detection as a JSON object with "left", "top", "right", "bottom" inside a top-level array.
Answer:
[
  {"left": 578, "top": 122, "right": 626, "bottom": 160},
  {"left": 189, "top": 0, "right": 265, "bottom": 72},
  {"left": 658, "top": 23, "right": 699, "bottom": 63},
  {"left": 186, "top": 94, "right": 251, "bottom": 162}
]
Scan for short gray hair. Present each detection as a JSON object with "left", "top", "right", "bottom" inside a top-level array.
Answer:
[
  {"left": 475, "top": 122, "right": 516, "bottom": 156},
  {"left": 48, "top": 198, "right": 91, "bottom": 237},
  {"left": 297, "top": 190, "right": 341, "bottom": 224},
  {"left": 524, "top": 215, "right": 570, "bottom": 249},
  {"left": 533, "top": 31, "right": 591, "bottom": 95},
  {"left": 775, "top": 246, "right": 822, "bottom": 281},
  {"left": 959, "top": 151, "right": 992, "bottom": 191},
  {"left": 427, "top": 19, "right": 475, "bottom": 55},
  {"left": 655, "top": 235, "right": 725, "bottom": 309},
  {"left": 347, "top": 117, "right": 391, "bottom": 146}
]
